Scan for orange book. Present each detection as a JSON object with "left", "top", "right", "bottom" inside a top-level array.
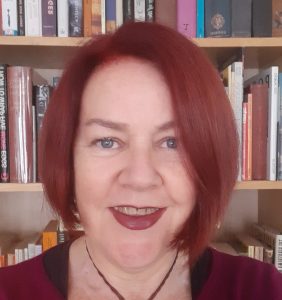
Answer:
[
  {"left": 84, "top": 0, "right": 92, "bottom": 37},
  {"left": 92, "top": 0, "right": 102, "bottom": 35},
  {"left": 0, "top": 255, "right": 5, "bottom": 267},
  {"left": 42, "top": 220, "right": 58, "bottom": 252}
]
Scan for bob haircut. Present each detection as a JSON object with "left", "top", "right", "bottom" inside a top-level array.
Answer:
[{"left": 39, "top": 22, "right": 238, "bottom": 265}]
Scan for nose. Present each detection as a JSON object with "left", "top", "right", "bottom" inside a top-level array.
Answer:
[{"left": 118, "top": 147, "right": 163, "bottom": 191}]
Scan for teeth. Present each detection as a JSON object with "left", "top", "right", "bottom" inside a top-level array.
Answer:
[{"left": 113, "top": 206, "right": 159, "bottom": 216}]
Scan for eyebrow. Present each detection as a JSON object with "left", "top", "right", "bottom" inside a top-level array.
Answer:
[{"left": 84, "top": 118, "right": 175, "bottom": 132}]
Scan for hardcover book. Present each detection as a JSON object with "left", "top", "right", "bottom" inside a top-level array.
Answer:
[
  {"left": 116, "top": 0, "right": 123, "bottom": 27},
  {"left": 106, "top": 0, "right": 116, "bottom": 33},
  {"left": 252, "top": 0, "right": 272, "bottom": 37},
  {"left": 69, "top": 0, "right": 83, "bottom": 36},
  {"left": 92, "top": 0, "right": 102, "bottom": 34},
  {"left": 231, "top": 0, "right": 251, "bottom": 37},
  {"left": 123, "top": 0, "right": 134, "bottom": 22},
  {"left": 0, "top": 65, "right": 9, "bottom": 183},
  {"left": 196, "top": 0, "right": 204, "bottom": 37},
  {"left": 244, "top": 67, "right": 279, "bottom": 181},
  {"left": 42, "top": 0, "right": 57, "bottom": 36},
  {"left": 177, "top": 0, "right": 196, "bottom": 38},
  {"left": 83, "top": 0, "right": 92, "bottom": 37},
  {"left": 17, "top": 0, "right": 25, "bottom": 36},
  {"left": 7, "top": 66, "right": 33, "bottom": 183},
  {"left": 2, "top": 0, "right": 18, "bottom": 35},
  {"left": 277, "top": 73, "right": 282, "bottom": 180},
  {"left": 25, "top": 0, "right": 42, "bottom": 36},
  {"left": 134, "top": 0, "right": 145, "bottom": 22},
  {"left": 272, "top": 0, "right": 282, "bottom": 37},
  {"left": 155, "top": 0, "right": 176, "bottom": 29},
  {"left": 57, "top": 0, "right": 69, "bottom": 37},
  {"left": 145, "top": 0, "right": 154, "bottom": 22},
  {"left": 205, "top": 0, "right": 231, "bottom": 37}
]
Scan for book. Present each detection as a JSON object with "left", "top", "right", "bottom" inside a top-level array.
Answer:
[
  {"left": 17, "top": 0, "right": 25, "bottom": 36},
  {"left": 145, "top": 0, "right": 154, "bottom": 22},
  {"left": 123, "top": 0, "right": 134, "bottom": 22},
  {"left": 57, "top": 0, "right": 69, "bottom": 37},
  {"left": 155, "top": 0, "right": 176, "bottom": 29},
  {"left": 242, "top": 100, "right": 248, "bottom": 180},
  {"left": 252, "top": 0, "right": 272, "bottom": 37},
  {"left": 69, "top": 0, "right": 83, "bottom": 37},
  {"left": 116, "top": 0, "right": 123, "bottom": 27},
  {"left": 42, "top": 0, "right": 57, "bottom": 36},
  {"left": 235, "top": 233, "right": 264, "bottom": 261},
  {"left": 0, "top": 64, "right": 9, "bottom": 183},
  {"left": 83, "top": 0, "right": 92, "bottom": 37},
  {"left": 249, "top": 84, "right": 268, "bottom": 180},
  {"left": 177, "top": 0, "right": 196, "bottom": 38},
  {"left": 196, "top": 0, "right": 204, "bottom": 38},
  {"left": 205, "top": 0, "right": 231, "bottom": 37},
  {"left": 42, "top": 220, "right": 58, "bottom": 252},
  {"left": 0, "top": 0, "right": 2, "bottom": 35},
  {"left": 92, "top": 0, "right": 102, "bottom": 34},
  {"left": 106, "top": 0, "right": 116, "bottom": 33},
  {"left": 1, "top": 0, "right": 18, "bottom": 35},
  {"left": 134, "top": 0, "right": 145, "bottom": 22},
  {"left": 247, "top": 94, "right": 253, "bottom": 180},
  {"left": 272, "top": 0, "right": 282, "bottom": 37},
  {"left": 7, "top": 66, "right": 33, "bottom": 183},
  {"left": 277, "top": 73, "right": 282, "bottom": 180},
  {"left": 244, "top": 67, "right": 279, "bottom": 181},
  {"left": 231, "top": 0, "right": 251, "bottom": 37},
  {"left": 25, "top": 0, "right": 42, "bottom": 36}
]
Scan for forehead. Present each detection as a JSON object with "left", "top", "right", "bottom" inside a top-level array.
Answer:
[{"left": 80, "top": 58, "right": 175, "bottom": 126}]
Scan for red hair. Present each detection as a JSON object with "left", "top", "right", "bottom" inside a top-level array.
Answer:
[{"left": 39, "top": 22, "right": 238, "bottom": 265}]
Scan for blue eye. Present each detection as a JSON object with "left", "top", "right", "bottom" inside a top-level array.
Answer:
[
  {"left": 95, "top": 138, "right": 118, "bottom": 149},
  {"left": 162, "top": 137, "right": 177, "bottom": 149}
]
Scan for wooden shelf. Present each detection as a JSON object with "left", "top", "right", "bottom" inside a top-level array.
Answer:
[{"left": 0, "top": 183, "right": 42, "bottom": 192}]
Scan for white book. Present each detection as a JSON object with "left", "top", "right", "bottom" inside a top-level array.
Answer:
[
  {"left": 57, "top": 0, "right": 69, "bottom": 37},
  {"left": 116, "top": 0, "right": 123, "bottom": 28},
  {"left": 244, "top": 66, "right": 279, "bottom": 180},
  {"left": 1, "top": 0, "right": 18, "bottom": 35},
  {"left": 28, "top": 243, "right": 35, "bottom": 259},
  {"left": 25, "top": 0, "right": 42, "bottom": 36},
  {"left": 35, "top": 244, "right": 42, "bottom": 256},
  {"left": 134, "top": 0, "right": 145, "bottom": 21},
  {"left": 230, "top": 62, "right": 243, "bottom": 181},
  {"left": 101, "top": 0, "right": 106, "bottom": 34}
]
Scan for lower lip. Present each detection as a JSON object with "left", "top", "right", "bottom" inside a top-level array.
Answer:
[{"left": 109, "top": 208, "right": 166, "bottom": 230}]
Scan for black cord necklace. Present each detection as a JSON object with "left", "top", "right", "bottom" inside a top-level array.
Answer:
[{"left": 85, "top": 239, "right": 179, "bottom": 300}]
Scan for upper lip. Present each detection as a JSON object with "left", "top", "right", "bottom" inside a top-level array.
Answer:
[{"left": 110, "top": 205, "right": 165, "bottom": 209}]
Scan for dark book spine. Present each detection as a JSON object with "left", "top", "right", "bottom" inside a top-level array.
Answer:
[
  {"left": 205, "top": 0, "right": 231, "bottom": 37},
  {"left": 17, "top": 0, "right": 25, "bottom": 36},
  {"left": 145, "top": 0, "right": 154, "bottom": 22},
  {"left": 0, "top": 65, "right": 9, "bottom": 182},
  {"left": 42, "top": 0, "right": 57, "bottom": 36},
  {"left": 69, "top": 0, "right": 83, "bottom": 37},
  {"left": 123, "top": 0, "right": 134, "bottom": 22},
  {"left": 252, "top": 0, "right": 272, "bottom": 37},
  {"left": 231, "top": 0, "right": 251, "bottom": 37}
]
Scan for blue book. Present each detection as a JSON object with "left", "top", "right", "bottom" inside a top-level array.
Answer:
[
  {"left": 196, "top": 0, "right": 205, "bottom": 38},
  {"left": 106, "top": 0, "right": 116, "bottom": 33}
]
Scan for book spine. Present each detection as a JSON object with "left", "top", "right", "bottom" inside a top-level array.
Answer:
[
  {"left": 275, "top": 235, "right": 282, "bottom": 272},
  {"left": 277, "top": 73, "right": 282, "bottom": 180},
  {"left": 7, "top": 66, "right": 33, "bottom": 183},
  {"left": 0, "top": 65, "right": 9, "bottom": 183},
  {"left": 0, "top": 0, "right": 2, "bottom": 35},
  {"left": 32, "top": 105, "right": 36, "bottom": 182},
  {"left": 91, "top": 0, "right": 102, "bottom": 34},
  {"left": 231, "top": 0, "right": 251, "bottom": 37},
  {"left": 247, "top": 95, "right": 252, "bottom": 180},
  {"left": 252, "top": 0, "right": 272, "bottom": 37},
  {"left": 134, "top": 0, "right": 145, "bottom": 22},
  {"left": 177, "top": 0, "right": 196, "bottom": 38},
  {"left": 205, "top": 0, "right": 231, "bottom": 37},
  {"left": 42, "top": 0, "right": 57, "bottom": 36},
  {"left": 101, "top": 0, "right": 106, "bottom": 34},
  {"left": 116, "top": 0, "right": 123, "bottom": 27},
  {"left": 196, "top": 0, "right": 204, "bottom": 38},
  {"left": 123, "top": 0, "right": 134, "bottom": 22},
  {"left": 2, "top": 0, "right": 18, "bottom": 35},
  {"left": 42, "top": 232, "right": 58, "bottom": 251},
  {"left": 57, "top": 0, "right": 69, "bottom": 37},
  {"left": 17, "top": 0, "right": 25, "bottom": 36},
  {"left": 272, "top": 0, "right": 282, "bottom": 37},
  {"left": 105, "top": 0, "right": 116, "bottom": 33},
  {"left": 69, "top": 0, "right": 83, "bottom": 37},
  {"left": 251, "top": 84, "right": 268, "bottom": 180},
  {"left": 25, "top": 0, "right": 42, "bottom": 36},
  {"left": 145, "top": 0, "right": 154, "bottom": 22},
  {"left": 242, "top": 101, "right": 248, "bottom": 180},
  {"left": 83, "top": 0, "right": 92, "bottom": 36}
]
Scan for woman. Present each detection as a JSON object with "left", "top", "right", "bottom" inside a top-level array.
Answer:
[{"left": 0, "top": 22, "right": 281, "bottom": 300}]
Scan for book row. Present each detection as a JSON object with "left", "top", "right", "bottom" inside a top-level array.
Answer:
[
  {"left": 222, "top": 62, "right": 282, "bottom": 181},
  {"left": 0, "top": 0, "right": 155, "bottom": 37},
  {"left": 0, "top": 64, "right": 57, "bottom": 183},
  {"left": 178, "top": 0, "right": 282, "bottom": 38}
]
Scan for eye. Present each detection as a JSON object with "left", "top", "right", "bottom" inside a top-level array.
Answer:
[
  {"left": 160, "top": 137, "right": 177, "bottom": 149},
  {"left": 93, "top": 137, "right": 119, "bottom": 149}
]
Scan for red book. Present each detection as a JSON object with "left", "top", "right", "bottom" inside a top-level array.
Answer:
[
  {"left": 242, "top": 100, "right": 248, "bottom": 181},
  {"left": 177, "top": 0, "right": 196, "bottom": 38},
  {"left": 250, "top": 84, "right": 268, "bottom": 180},
  {"left": 7, "top": 66, "right": 33, "bottom": 183}
]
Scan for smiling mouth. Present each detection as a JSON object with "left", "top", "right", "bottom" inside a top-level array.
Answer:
[{"left": 113, "top": 206, "right": 160, "bottom": 216}]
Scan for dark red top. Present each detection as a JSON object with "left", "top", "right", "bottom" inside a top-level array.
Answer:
[{"left": 0, "top": 242, "right": 281, "bottom": 299}]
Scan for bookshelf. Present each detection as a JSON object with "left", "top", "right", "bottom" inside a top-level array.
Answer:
[{"left": 0, "top": 35, "right": 282, "bottom": 238}]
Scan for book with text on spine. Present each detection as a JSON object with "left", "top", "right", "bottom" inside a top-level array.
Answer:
[{"left": 177, "top": 0, "right": 196, "bottom": 38}]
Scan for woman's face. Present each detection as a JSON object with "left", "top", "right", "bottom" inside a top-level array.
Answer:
[{"left": 74, "top": 58, "right": 195, "bottom": 269}]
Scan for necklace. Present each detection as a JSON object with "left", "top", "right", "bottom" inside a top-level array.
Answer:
[{"left": 85, "top": 239, "right": 179, "bottom": 300}]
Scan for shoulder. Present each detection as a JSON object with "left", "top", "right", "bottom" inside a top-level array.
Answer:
[
  {"left": 0, "top": 247, "right": 64, "bottom": 300},
  {"left": 197, "top": 248, "right": 282, "bottom": 300}
]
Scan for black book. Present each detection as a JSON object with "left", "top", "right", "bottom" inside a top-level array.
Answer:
[
  {"left": 145, "top": 0, "right": 154, "bottom": 22},
  {"left": 252, "top": 0, "right": 272, "bottom": 37},
  {"left": 205, "top": 0, "right": 231, "bottom": 37},
  {"left": 69, "top": 0, "right": 83, "bottom": 37},
  {"left": 17, "top": 0, "right": 25, "bottom": 36},
  {"left": 231, "top": 0, "right": 252, "bottom": 37},
  {"left": 123, "top": 0, "right": 134, "bottom": 22},
  {"left": 0, "top": 65, "right": 9, "bottom": 183}
]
